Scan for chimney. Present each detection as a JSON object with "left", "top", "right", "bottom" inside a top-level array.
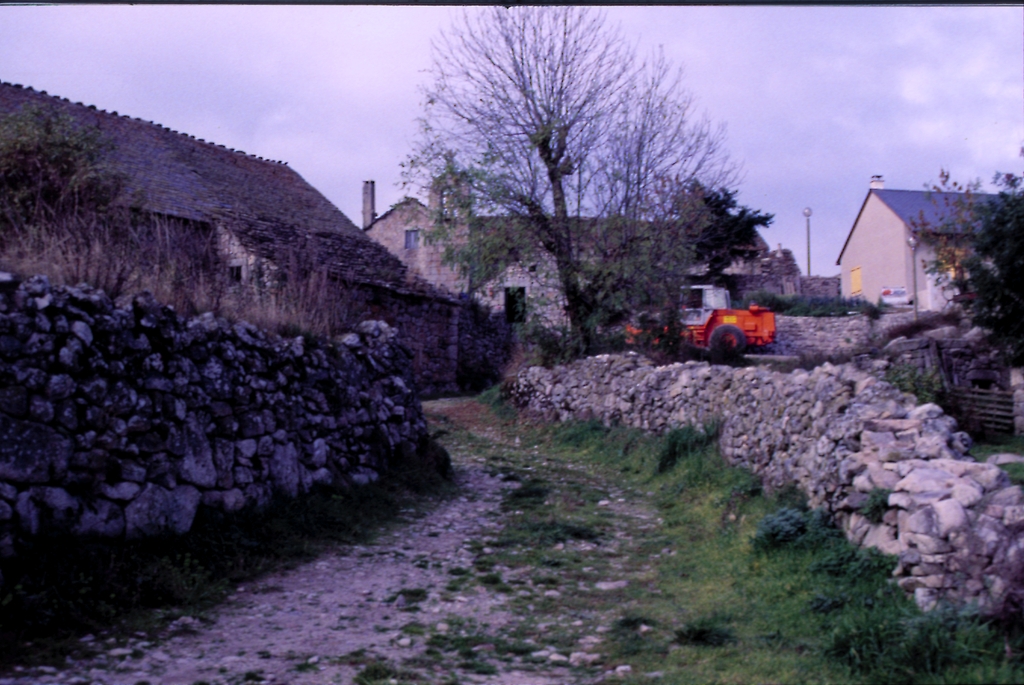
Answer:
[
  {"left": 869, "top": 175, "right": 885, "bottom": 190},
  {"left": 362, "top": 180, "right": 376, "bottom": 229}
]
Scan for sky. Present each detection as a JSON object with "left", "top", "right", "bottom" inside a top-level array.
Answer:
[{"left": 0, "top": 5, "right": 1020, "bottom": 276}]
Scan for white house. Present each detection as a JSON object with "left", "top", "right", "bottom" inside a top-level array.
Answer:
[{"left": 836, "top": 176, "right": 990, "bottom": 311}]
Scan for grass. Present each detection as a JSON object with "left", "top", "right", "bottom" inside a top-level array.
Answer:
[
  {"left": 971, "top": 433, "right": 1024, "bottom": 461},
  {"left": 737, "top": 290, "right": 884, "bottom": 319},
  {"left": 457, "top": 392, "right": 1024, "bottom": 684}
]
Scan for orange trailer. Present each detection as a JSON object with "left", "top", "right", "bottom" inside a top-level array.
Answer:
[{"left": 628, "top": 285, "right": 776, "bottom": 354}]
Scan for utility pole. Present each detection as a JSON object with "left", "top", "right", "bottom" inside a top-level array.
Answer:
[{"left": 803, "top": 207, "right": 812, "bottom": 276}]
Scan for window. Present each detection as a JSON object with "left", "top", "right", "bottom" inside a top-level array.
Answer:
[
  {"left": 505, "top": 287, "right": 526, "bottom": 323},
  {"left": 404, "top": 229, "right": 420, "bottom": 250},
  {"left": 850, "top": 266, "right": 862, "bottom": 297},
  {"left": 228, "top": 265, "right": 243, "bottom": 283}
]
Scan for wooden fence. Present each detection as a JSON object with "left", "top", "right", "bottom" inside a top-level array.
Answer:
[{"left": 952, "top": 387, "right": 1016, "bottom": 435}]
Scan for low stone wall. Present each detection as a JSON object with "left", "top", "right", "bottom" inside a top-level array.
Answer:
[
  {"left": 768, "top": 311, "right": 918, "bottom": 357},
  {"left": 0, "top": 276, "right": 429, "bottom": 585},
  {"left": 509, "top": 354, "right": 1024, "bottom": 614}
]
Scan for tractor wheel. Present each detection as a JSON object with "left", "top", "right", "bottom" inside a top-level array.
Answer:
[{"left": 709, "top": 324, "right": 747, "bottom": 355}]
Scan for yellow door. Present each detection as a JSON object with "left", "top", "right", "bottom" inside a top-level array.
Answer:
[{"left": 851, "top": 266, "right": 862, "bottom": 297}]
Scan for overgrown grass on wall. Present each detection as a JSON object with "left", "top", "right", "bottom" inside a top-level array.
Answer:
[
  {"left": 0, "top": 213, "right": 365, "bottom": 340},
  {"left": 738, "top": 290, "right": 884, "bottom": 319},
  {"left": 489, "top": 390, "right": 1024, "bottom": 684}
]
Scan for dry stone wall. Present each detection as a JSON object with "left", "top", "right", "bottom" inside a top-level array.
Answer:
[
  {"left": 509, "top": 354, "right": 1024, "bottom": 614},
  {"left": 0, "top": 275, "right": 429, "bottom": 586},
  {"left": 767, "top": 311, "right": 918, "bottom": 357}
]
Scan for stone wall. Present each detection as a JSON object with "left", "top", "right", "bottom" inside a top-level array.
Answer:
[
  {"left": 800, "top": 275, "right": 842, "bottom": 298},
  {"left": 0, "top": 275, "right": 431, "bottom": 585},
  {"left": 509, "top": 354, "right": 1024, "bottom": 614},
  {"left": 767, "top": 311, "right": 918, "bottom": 357},
  {"left": 356, "top": 285, "right": 512, "bottom": 397}
]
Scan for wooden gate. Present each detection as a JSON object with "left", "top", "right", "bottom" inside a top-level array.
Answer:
[{"left": 953, "top": 387, "right": 1015, "bottom": 435}]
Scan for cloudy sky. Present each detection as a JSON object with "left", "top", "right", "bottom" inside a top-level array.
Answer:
[{"left": 1, "top": 5, "right": 1020, "bottom": 276}]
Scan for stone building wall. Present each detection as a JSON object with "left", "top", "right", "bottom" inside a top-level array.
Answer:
[
  {"left": 0, "top": 276, "right": 432, "bottom": 586},
  {"left": 364, "top": 199, "right": 465, "bottom": 295},
  {"left": 800, "top": 275, "right": 842, "bottom": 298},
  {"left": 509, "top": 354, "right": 1024, "bottom": 614}
]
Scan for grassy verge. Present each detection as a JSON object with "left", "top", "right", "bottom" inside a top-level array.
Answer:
[
  {"left": 0, "top": 469, "right": 453, "bottom": 669},
  {"left": 470, "top": 392, "right": 1024, "bottom": 684}
]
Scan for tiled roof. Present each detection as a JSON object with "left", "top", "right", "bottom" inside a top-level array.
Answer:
[
  {"left": 836, "top": 187, "right": 996, "bottom": 265},
  {"left": 0, "top": 81, "right": 427, "bottom": 293},
  {"left": 873, "top": 188, "right": 994, "bottom": 228}
]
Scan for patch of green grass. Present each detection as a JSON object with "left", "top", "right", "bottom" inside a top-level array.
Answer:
[
  {"left": 970, "top": 434, "right": 1024, "bottom": 461},
  {"left": 466, "top": 401, "right": 1024, "bottom": 685}
]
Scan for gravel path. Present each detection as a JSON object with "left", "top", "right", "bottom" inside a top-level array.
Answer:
[{"left": 2, "top": 399, "right": 659, "bottom": 685}]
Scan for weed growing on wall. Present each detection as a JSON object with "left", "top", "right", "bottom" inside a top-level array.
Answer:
[{"left": 885, "top": 361, "right": 946, "bottom": 405}]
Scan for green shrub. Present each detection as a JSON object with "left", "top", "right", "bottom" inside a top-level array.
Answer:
[
  {"left": 738, "top": 291, "right": 877, "bottom": 318},
  {"left": 752, "top": 508, "right": 807, "bottom": 550},
  {"left": 656, "top": 422, "right": 720, "bottom": 476},
  {"left": 752, "top": 507, "right": 842, "bottom": 551},
  {"left": 824, "top": 604, "right": 1003, "bottom": 683},
  {"left": 884, "top": 363, "right": 945, "bottom": 405},
  {"left": 860, "top": 488, "right": 893, "bottom": 524}
]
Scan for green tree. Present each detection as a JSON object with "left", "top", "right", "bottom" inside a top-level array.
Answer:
[
  {"left": 688, "top": 185, "right": 773, "bottom": 283},
  {"left": 908, "top": 169, "right": 984, "bottom": 299},
  {"left": 966, "top": 172, "right": 1024, "bottom": 365},
  {"left": 0, "top": 104, "right": 122, "bottom": 232},
  {"left": 404, "top": 7, "right": 738, "bottom": 354}
]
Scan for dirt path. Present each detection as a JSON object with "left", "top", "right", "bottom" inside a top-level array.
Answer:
[{"left": 2, "top": 398, "right": 664, "bottom": 685}]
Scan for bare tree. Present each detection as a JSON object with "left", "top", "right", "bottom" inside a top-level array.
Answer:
[{"left": 405, "top": 7, "right": 736, "bottom": 353}]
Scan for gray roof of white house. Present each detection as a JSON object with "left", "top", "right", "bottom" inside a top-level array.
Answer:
[{"left": 836, "top": 187, "right": 996, "bottom": 265}]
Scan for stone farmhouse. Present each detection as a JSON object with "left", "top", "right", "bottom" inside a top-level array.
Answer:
[
  {"left": 0, "top": 82, "right": 511, "bottom": 394},
  {"left": 363, "top": 182, "right": 837, "bottom": 321},
  {"left": 837, "top": 175, "right": 992, "bottom": 310}
]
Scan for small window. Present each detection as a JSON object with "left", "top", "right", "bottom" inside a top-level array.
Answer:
[
  {"left": 228, "top": 265, "right": 243, "bottom": 282},
  {"left": 404, "top": 229, "right": 420, "bottom": 250},
  {"left": 528, "top": 264, "right": 537, "bottom": 273},
  {"left": 505, "top": 287, "right": 526, "bottom": 323},
  {"left": 851, "top": 266, "right": 862, "bottom": 297}
]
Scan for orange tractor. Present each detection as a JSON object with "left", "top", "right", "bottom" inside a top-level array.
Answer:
[{"left": 627, "top": 285, "right": 776, "bottom": 354}]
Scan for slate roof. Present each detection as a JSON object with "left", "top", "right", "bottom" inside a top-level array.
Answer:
[
  {"left": 836, "top": 188, "right": 995, "bottom": 265},
  {"left": 0, "top": 81, "right": 426, "bottom": 293}
]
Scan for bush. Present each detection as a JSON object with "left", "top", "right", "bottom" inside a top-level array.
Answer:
[
  {"left": 752, "top": 507, "right": 807, "bottom": 550},
  {"left": 824, "top": 604, "right": 1003, "bottom": 684},
  {"left": 752, "top": 507, "right": 842, "bottom": 551},
  {"left": 656, "top": 423, "right": 722, "bottom": 484},
  {"left": 860, "top": 488, "right": 893, "bottom": 524},
  {"left": 738, "top": 290, "right": 879, "bottom": 318},
  {"left": 884, "top": 362, "right": 946, "bottom": 406}
]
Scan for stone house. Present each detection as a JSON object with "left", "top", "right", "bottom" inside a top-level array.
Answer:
[
  {"left": 0, "top": 82, "right": 512, "bottom": 394},
  {"left": 363, "top": 181, "right": 836, "bottom": 319},
  {"left": 837, "top": 175, "right": 992, "bottom": 310}
]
